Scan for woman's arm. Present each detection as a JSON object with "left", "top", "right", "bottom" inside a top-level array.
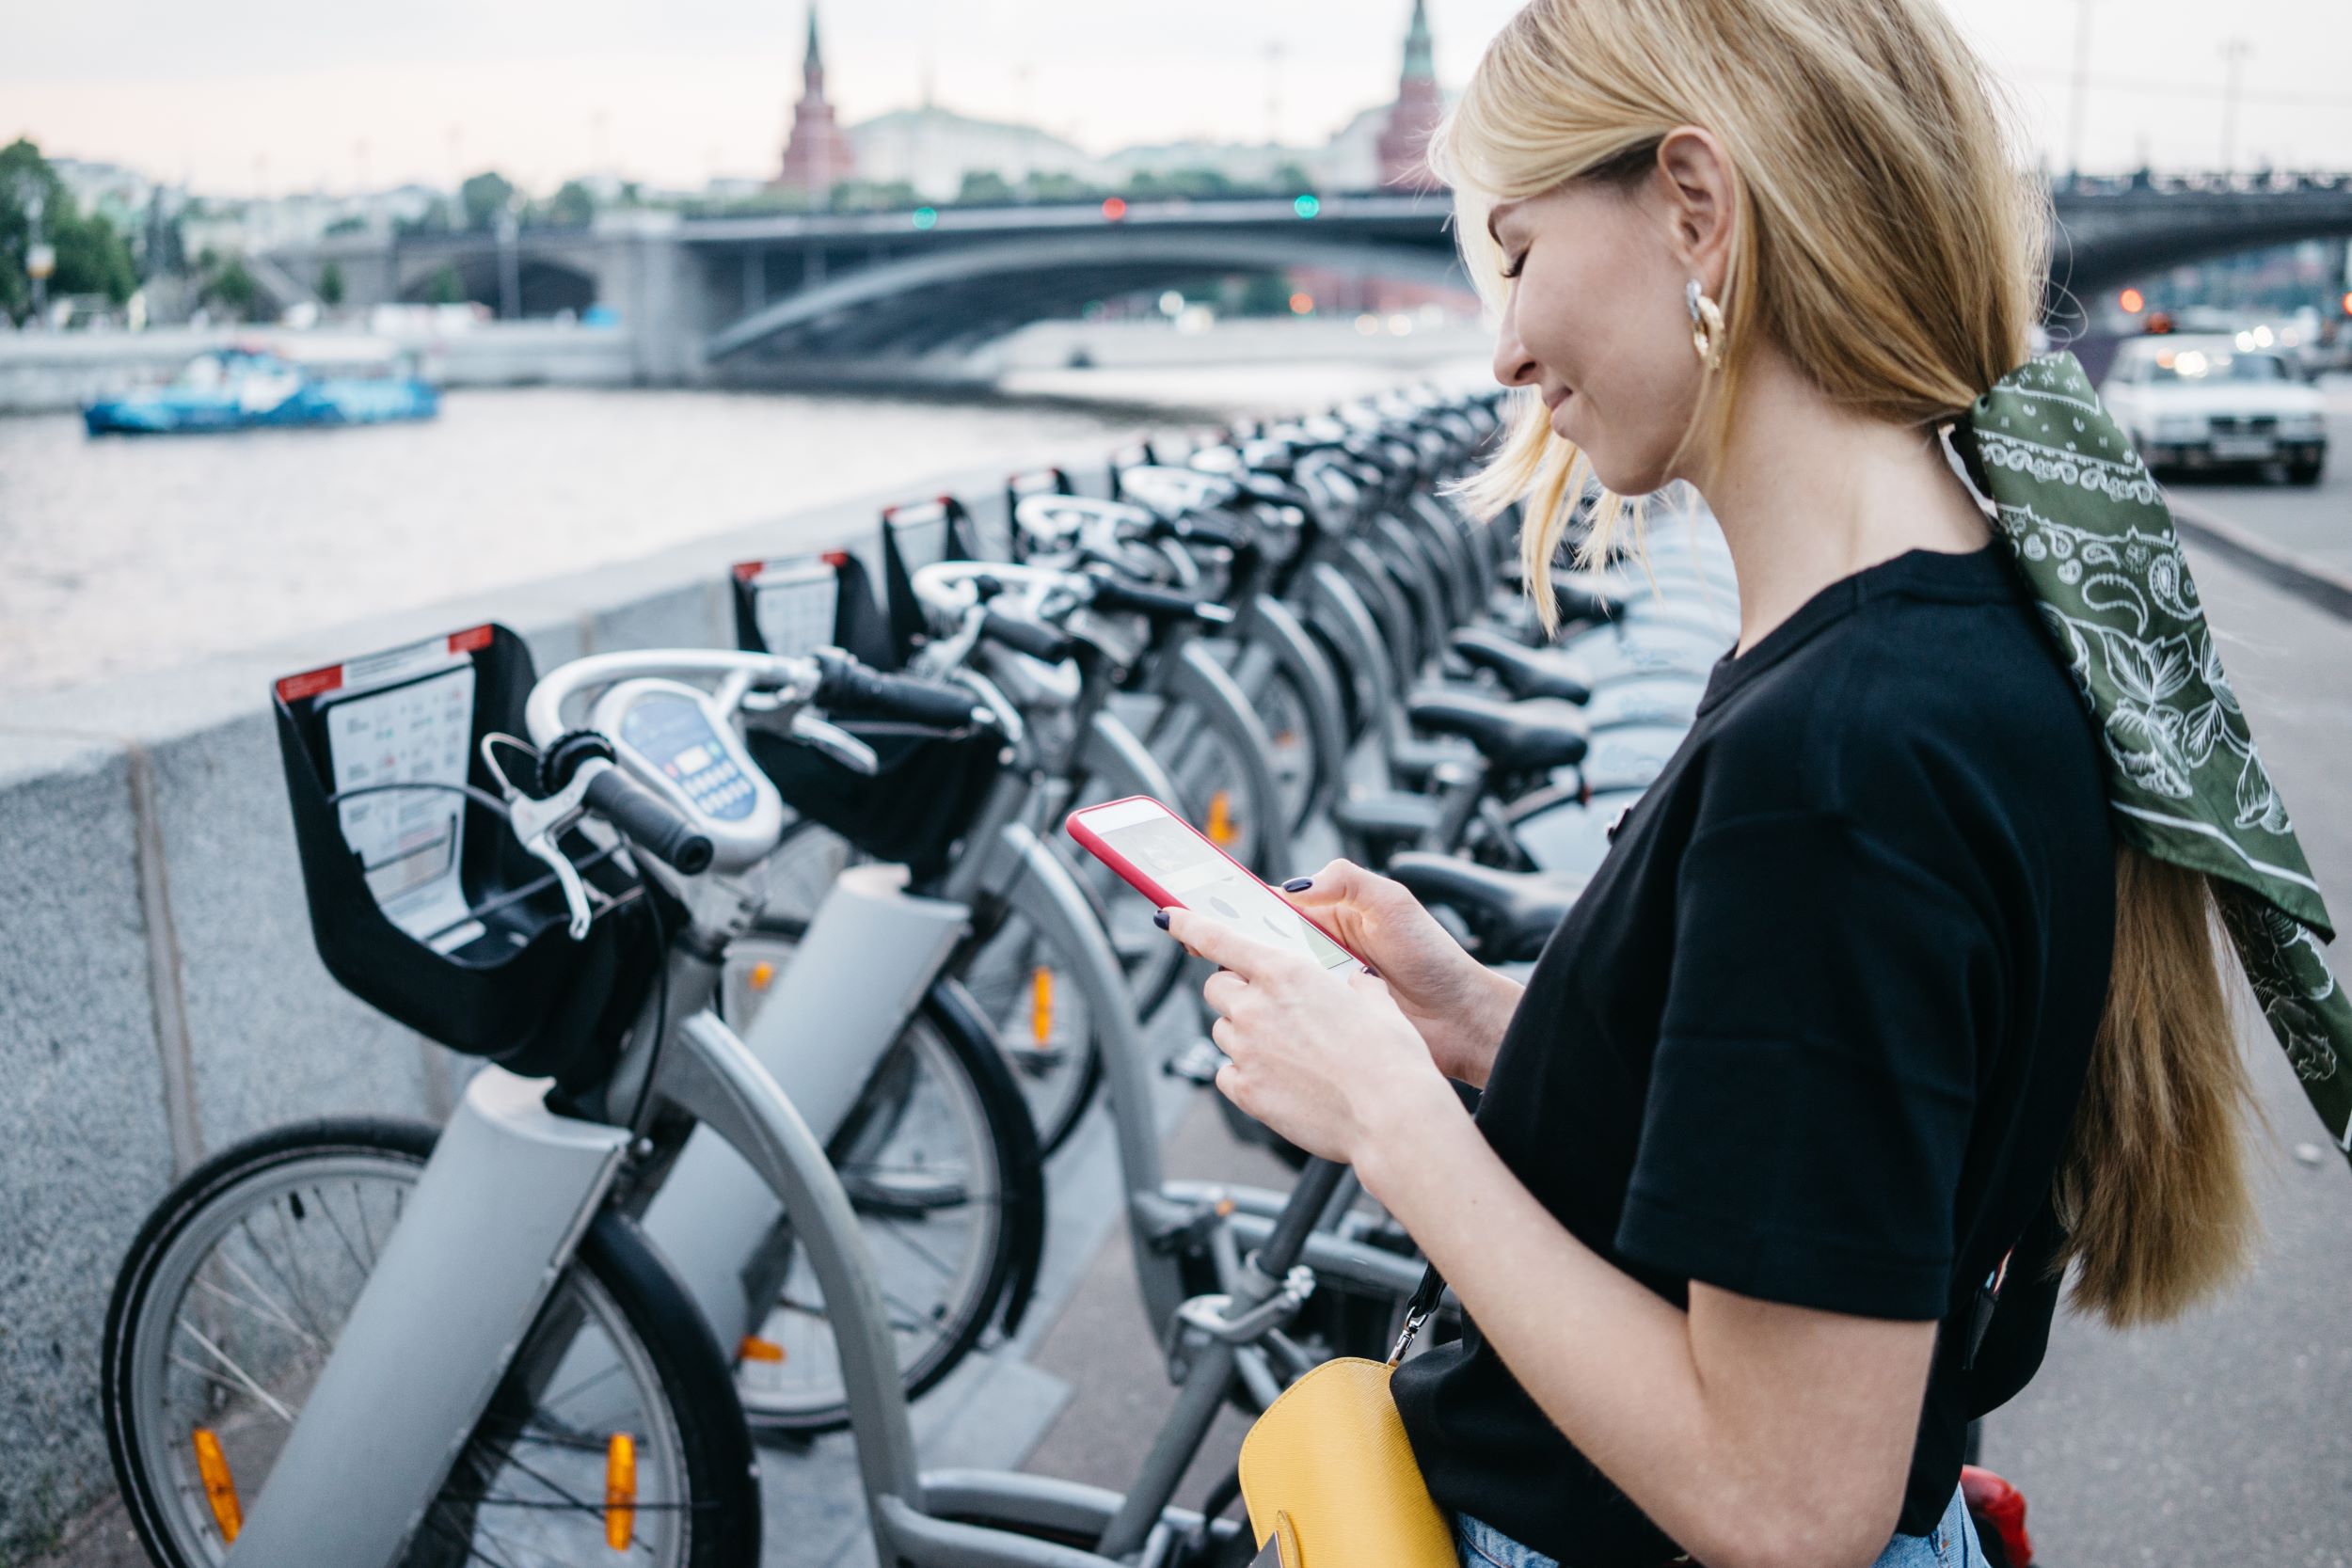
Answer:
[
  {"left": 1359, "top": 1103, "right": 1936, "bottom": 1568},
  {"left": 1170, "top": 908, "right": 1938, "bottom": 1568}
]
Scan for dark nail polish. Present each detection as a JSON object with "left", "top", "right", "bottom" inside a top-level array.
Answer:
[
  {"left": 1282, "top": 877, "right": 1313, "bottom": 893},
  {"left": 1152, "top": 909, "right": 1170, "bottom": 930}
]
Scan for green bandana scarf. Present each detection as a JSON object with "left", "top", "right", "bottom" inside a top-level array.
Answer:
[{"left": 1950, "top": 350, "right": 2352, "bottom": 1163}]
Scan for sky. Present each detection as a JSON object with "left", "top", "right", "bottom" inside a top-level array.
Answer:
[{"left": 5, "top": 0, "right": 2349, "bottom": 197}]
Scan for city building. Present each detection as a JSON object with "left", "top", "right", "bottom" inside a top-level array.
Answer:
[
  {"left": 1375, "top": 0, "right": 1447, "bottom": 191},
  {"left": 850, "top": 107, "right": 1099, "bottom": 201},
  {"left": 776, "top": 5, "right": 857, "bottom": 197}
]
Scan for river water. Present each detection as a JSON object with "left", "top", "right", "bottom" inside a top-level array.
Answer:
[{"left": 0, "top": 359, "right": 1482, "bottom": 695}]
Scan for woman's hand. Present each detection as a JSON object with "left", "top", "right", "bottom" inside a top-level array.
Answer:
[
  {"left": 1164, "top": 908, "right": 1468, "bottom": 1167},
  {"left": 1280, "top": 859, "right": 1523, "bottom": 1086}
]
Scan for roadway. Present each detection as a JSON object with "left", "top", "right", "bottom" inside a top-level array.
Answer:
[{"left": 2160, "top": 373, "right": 2352, "bottom": 575}]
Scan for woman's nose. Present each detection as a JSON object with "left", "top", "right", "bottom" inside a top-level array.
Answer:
[{"left": 1492, "top": 316, "right": 1539, "bottom": 389}]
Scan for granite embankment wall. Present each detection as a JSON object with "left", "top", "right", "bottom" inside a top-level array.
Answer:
[{"left": 0, "top": 452, "right": 1084, "bottom": 1562}]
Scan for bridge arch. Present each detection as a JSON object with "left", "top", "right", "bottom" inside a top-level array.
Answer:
[{"left": 703, "top": 230, "right": 1465, "bottom": 360}]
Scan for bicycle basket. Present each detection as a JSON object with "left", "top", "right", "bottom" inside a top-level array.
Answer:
[
  {"left": 879, "top": 496, "right": 985, "bottom": 666},
  {"left": 745, "top": 715, "right": 1003, "bottom": 882},
  {"left": 729, "top": 548, "right": 894, "bottom": 668},
  {"left": 272, "top": 623, "right": 674, "bottom": 1088}
]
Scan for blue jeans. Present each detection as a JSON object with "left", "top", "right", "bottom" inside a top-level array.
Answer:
[{"left": 1455, "top": 1482, "right": 1981, "bottom": 1568}]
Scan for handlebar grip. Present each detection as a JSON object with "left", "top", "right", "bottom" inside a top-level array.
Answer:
[
  {"left": 818, "top": 660, "right": 984, "bottom": 728},
  {"left": 1089, "top": 576, "right": 1237, "bottom": 627},
  {"left": 1160, "top": 514, "right": 1243, "bottom": 550},
  {"left": 583, "top": 768, "right": 715, "bottom": 875},
  {"left": 979, "top": 609, "right": 1075, "bottom": 663}
]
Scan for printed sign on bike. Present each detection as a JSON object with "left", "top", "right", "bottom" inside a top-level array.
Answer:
[
  {"left": 323, "top": 660, "right": 484, "bottom": 954},
  {"left": 746, "top": 559, "right": 842, "bottom": 658}
]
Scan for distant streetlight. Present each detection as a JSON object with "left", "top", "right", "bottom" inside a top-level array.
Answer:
[
  {"left": 22, "top": 188, "right": 51, "bottom": 326},
  {"left": 2218, "top": 39, "right": 2252, "bottom": 171},
  {"left": 2063, "top": 0, "right": 2094, "bottom": 182},
  {"left": 496, "top": 198, "right": 522, "bottom": 320}
]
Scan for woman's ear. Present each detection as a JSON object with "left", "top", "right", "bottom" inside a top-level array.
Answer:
[{"left": 1653, "top": 127, "right": 1736, "bottom": 286}]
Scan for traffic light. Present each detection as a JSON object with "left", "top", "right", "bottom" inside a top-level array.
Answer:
[
  {"left": 1101, "top": 197, "right": 1129, "bottom": 221},
  {"left": 1293, "top": 194, "right": 1322, "bottom": 219},
  {"left": 911, "top": 207, "right": 938, "bottom": 230}
]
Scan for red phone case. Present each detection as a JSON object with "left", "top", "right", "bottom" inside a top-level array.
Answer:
[{"left": 1063, "top": 796, "right": 1372, "bottom": 971}]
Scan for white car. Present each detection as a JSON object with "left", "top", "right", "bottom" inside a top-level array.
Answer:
[{"left": 2100, "top": 334, "right": 2328, "bottom": 485}]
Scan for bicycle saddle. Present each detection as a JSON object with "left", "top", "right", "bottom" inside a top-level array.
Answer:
[
  {"left": 1450, "top": 627, "right": 1592, "bottom": 705},
  {"left": 1406, "top": 691, "right": 1590, "bottom": 774},
  {"left": 1385, "top": 852, "right": 1587, "bottom": 962}
]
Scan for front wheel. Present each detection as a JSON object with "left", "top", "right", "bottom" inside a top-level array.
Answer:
[{"left": 103, "top": 1117, "right": 759, "bottom": 1568}]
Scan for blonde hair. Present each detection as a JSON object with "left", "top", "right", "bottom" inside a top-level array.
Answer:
[{"left": 1435, "top": 0, "right": 2257, "bottom": 1325}]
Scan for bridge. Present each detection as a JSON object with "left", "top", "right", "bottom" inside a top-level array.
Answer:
[{"left": 274, "top": 174, "right": 2352, "bottom": 380}]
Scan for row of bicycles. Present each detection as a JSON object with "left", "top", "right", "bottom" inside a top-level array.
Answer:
[{"left": 95, "top": 383, "right": 2033, "bottom": 1568}]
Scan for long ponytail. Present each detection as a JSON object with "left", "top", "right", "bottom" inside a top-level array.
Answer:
[{"left": 2055, "top": 847, "right": 2261, "bottom": 1324}]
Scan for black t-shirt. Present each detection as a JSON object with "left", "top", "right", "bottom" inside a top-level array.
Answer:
[{"left": 1392, "top": 546, "right": 2116, "bottom": 1564}]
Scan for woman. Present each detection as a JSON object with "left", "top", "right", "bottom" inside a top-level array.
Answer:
[{"left": 1162, "top": 2, "right": 2274, "bottom": 1565}]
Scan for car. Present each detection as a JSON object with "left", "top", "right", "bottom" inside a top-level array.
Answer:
[{"left": 2100, "top": 333, "right": 2328, "bottom": 485}]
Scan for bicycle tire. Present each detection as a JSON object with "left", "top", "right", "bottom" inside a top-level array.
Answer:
[
  {"left": 728, "top": 917, "right": 1045, "bottom": 1434},
  {"left": 102, "top": 1117, "right": 759, "bottom": 1568}
]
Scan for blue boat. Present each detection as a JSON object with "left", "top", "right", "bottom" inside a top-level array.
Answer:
[{"left": 84, "top": 341, "right": 440, "bottom": 436}]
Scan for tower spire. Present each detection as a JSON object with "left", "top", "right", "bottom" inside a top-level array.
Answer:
[
  {"left": 777, "top": 1, "right": 857, "bottom": 198},
  {"left": 1377, "top": 0, "right": 1446, "bottom": 191},
  {"left": 1402, "top": 0, "right": 1434, "bottom": 83}
]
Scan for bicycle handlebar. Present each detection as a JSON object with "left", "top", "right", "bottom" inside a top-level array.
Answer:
[
  {"left": 813, "top": 655, "right": 985, "bottom": 729},
  {"left": 979, "top": 609, "right": 1075, "bottom": 663},
  {"left": 583, "top": 766, "right": 715, "bottom": 874},
  {"left": 1087, "top": 576, "right": 1236, "bottom": 627}
]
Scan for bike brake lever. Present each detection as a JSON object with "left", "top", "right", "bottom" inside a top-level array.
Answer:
[
  {"left": 509, "top": 767, "right": 600, "bottom": 939},
  {"left": 787, "top": 710, "right": 880, "bottom": 775}
]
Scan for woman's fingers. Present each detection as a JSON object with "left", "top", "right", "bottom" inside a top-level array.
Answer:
[
  {"left": 1280, "top": 858, "right": 1372, "bottom": 911},
  {"left": 1202, "top": 967, "right": 1249, "bottom": 1017},
  {"left": 1164, "top": 907, "right": 1290, "bottom": 979}
]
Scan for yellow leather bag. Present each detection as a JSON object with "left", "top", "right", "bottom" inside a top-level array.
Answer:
[{"left": 1236, "top": 1272, "right": 1456, "bottom": 1568}]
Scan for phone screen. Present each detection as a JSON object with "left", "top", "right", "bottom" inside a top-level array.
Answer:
[{"left": 1082, "top": 801, "right": 1357, "bottom": 971}]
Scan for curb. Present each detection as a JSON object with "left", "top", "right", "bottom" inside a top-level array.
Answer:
[{"left": 2169, "top": 495, "right": 2352, "bottom": 623}]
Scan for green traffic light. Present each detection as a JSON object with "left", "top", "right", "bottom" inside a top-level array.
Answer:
[
  {"left": 912, "top": 207, "right": 939, "bottom": 230},
  {"left": 1293, "top": 194, "right": 1321, "bottom": 219}
]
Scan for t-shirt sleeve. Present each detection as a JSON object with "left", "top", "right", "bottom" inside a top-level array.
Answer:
[{"left": 1614, "top": 810, "right": 1993, "bottom": 1320}]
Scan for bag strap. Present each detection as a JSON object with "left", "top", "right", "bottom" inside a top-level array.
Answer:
[{"left": 1387, "top": 1264, "right": 1447, "bottom": 1367}]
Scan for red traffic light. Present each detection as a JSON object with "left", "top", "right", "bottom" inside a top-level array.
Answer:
[{"left": 1101, "top": 197, "right": 1128, "bottom": 221}]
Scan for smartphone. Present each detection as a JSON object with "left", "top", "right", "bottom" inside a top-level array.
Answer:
[{"left": 1065, "top": 796, "right": 1369, "bottom": 973}]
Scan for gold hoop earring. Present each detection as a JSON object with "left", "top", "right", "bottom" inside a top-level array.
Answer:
[{"left": 1686, "top": 278, "right": 1725, "bottom": 372}]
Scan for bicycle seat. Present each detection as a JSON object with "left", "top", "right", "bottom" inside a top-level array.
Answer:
[
  {"left": 1406, "top": 692, "right": 1590, "bottom": 774},
  {"left": 1552, "top": 569, "right": 1633, "bottom": 626},
  {"left": 1449, "top": 626, "right": 1592, "bottom": 705},
  {"left": 1386, "top": 852, "right": 1585, "bottom": 962}
]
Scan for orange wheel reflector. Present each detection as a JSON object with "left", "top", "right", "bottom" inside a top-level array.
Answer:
[
  {"left": 748, "top": 961, "right": 775, "bottom": 992},
  {"left": 1206, "top": 790, "right": 1236, "bottom": 847},
  {"left": 1215, "top": 1196, "right": 1238, "bottom": 1218},
  {"left": 1029, "top": 966, "right": 1055, "bottom": 1045},
  {"left": 191, "top": 1427, "right": 242, "bottom": 1543},
  {"left": 604, "top": 1433, "right": 638, "bottom": 1551},
  {"left": 1274, "top": 731, "right": 1299, "bottom": 748},
  {"left": 737, "top": 1335, "right": 787, "bottom": 1364}
]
